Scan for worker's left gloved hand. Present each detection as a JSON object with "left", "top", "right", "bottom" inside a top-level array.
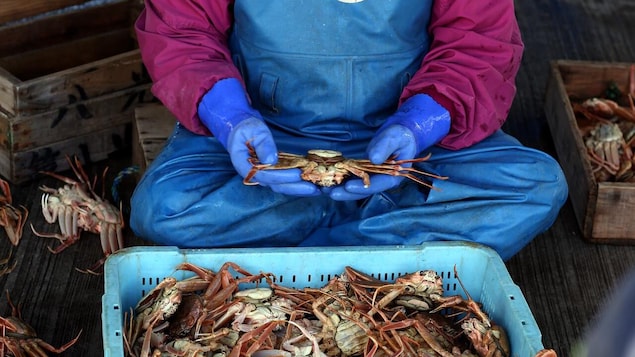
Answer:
[
  {"left": 198, "top": 78, "right": 320, "bottom": 197},
  {"left": 328, "top": 94, "right": 450, "bottom": 201}
]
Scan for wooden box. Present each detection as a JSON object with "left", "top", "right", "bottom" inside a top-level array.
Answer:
[
  {"left": 132, "top": 103, "right": 176, "bottom": 176},
  {"left": 545, "top": 60, "right": 635, "bottom": 243},
  {"left": 0, "top": 0, "right": 154, "bottom": 183},
  {"left": 0, "top": 0, "right": 91, "bottom": 24}
]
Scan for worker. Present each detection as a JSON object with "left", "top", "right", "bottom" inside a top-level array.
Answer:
[{"left": 130, "top": 0, "right": 568, "bottom": 260}]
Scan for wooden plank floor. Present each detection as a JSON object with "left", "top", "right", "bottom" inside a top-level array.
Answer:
[{"left": 2, "top": 1, "right": 635, "bottom": 356}]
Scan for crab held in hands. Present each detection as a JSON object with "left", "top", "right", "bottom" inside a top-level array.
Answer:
[{"left": 243, "top": 142, "right": 448, "bottom": 190}]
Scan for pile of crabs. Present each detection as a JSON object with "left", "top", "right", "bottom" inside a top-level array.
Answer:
[
  {"left": 573, "top": 70, "right": 635, "bottom": 182},
  {"left": 1, "top": 156, "right": 124, "bottom": 355},
  {"left": 124, "top": 262, "right": 557, "bottom": 357}
]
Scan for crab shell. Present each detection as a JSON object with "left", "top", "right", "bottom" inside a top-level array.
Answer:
[
  {"left": 585, "top": 122, "right": 627, "bottom": 175},
  {"left": 301, "top": 150, "right": 353, "bottom": 187}
]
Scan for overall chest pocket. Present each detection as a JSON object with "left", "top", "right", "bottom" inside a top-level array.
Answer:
[{"left": 234, "top": 47, "right": 425, "bottom": 141}]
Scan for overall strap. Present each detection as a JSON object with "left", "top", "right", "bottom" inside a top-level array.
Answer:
[{"left": 230, "top": 0, "right": 433, "bottom": 147}]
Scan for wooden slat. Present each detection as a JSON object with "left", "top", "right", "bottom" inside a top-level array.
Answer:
[
  {"left": 558, "top": 61, "right": 632, "bottom": 101},
  {"left": 0, "top": 123, "right": 131, "bottom": 184},
  {"left": 0, "top": 119, "right": 8, "bottom": 154},
  {"left": 14, "top": 50, "right": 144, "bottom": 116},
  {"left": 5, "top": 84, "right": 152, "bottom": 152},
  {"left": 593, "top": 183, "right": 635, "bottom": 239},
  {"left": 133, "top": 103, "right": 176, "bottom": 174},
  {"left": 0, "top": 83, "right": 153, "bottom": 183},
  {"left": 10, "top": 124, "right": 132, "bottom": 183},
  {"left": 0, "top": 67, "right": 19, "bottom": 118},
  {"left": 545, "top": 61, "right": 597, "bottom": 240},
  {"left": 0, "top": 0, "right": 131, "bottom": 56},
  {"left": 0, "top": 0, "right": 89, "bottom": 24},
  {"left": 0, "top": 29, "right": 135, "bottom": 82}
]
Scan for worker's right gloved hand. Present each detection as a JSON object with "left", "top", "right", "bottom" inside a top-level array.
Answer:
[
  {"left": 198, "top": 78, "right": 320, "bottom": 196},
  {"left": 328, "top": 94, "right": 450, "bottom": 201}
]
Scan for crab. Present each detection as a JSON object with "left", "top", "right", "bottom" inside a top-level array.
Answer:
[
  {"left": 580, "top": 97, "right": 635, "bottom": 123},
  {"left": 244, "top": 143, "right": 448, "bottom": 189},
  {"left": 0, "top": 291, "right": 82, "bottom": 356},
  {"left": 0, "top": 178, "right": 28, "bottom": 247},
  {"left": 585, "top": 122, "right": 624, "bottom": 171},
  {"left": 583, "top": 122, "right": 633, "bottom": 179},
  {"left": 29, "top": 156, "right": 124, "bottom": 274},
  {"left": 574, "top": 90, "right": 635, "bottom": 181}
]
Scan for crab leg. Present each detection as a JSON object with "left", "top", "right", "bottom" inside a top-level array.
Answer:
[
  {"left": 32, "top": 156, "right": 126, "bottom": 274},
  {"left": 355, "top": 165, "right": 448, "bottom": 190},
  {"left": 0, "top": 179, "right": 28, "bottom": 246},
  {"left": 0, "top": 249, "right": 16, "bottom": 276}
]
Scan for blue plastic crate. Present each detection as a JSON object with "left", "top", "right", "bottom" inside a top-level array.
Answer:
[{"left": 102, "top": 242, "right": 545, "bottom": 356}]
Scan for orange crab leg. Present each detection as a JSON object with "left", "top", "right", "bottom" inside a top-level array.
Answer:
[
  {"left": 0, "top": 249, "right": 16, "bottom": 276},
  {"left": 0, "top": 206, "right": 28, "bottom": 246},
  {"left": 339, "top": 152, "right": 448, "bottom": 189},
  {"left": 0, "top": 178, "right": 28, "bottom": 246},
  {"left": 0, "top": 180, "right": 13, "bottom": 205},
  {"left": 355, "top": 166, "right": 447, "bottom": 190}
]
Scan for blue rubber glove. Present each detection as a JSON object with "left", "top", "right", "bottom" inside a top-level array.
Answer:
[
  {"left": 328, "top": 94, "right": 450, "bottom": 201},
  {"left": 198, "top": 78, "right": 319, "bottom": 196}
]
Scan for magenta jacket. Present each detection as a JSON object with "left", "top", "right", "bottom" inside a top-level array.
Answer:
[{"left": 135, "top": 1, "right": 524, "bottom": 150}]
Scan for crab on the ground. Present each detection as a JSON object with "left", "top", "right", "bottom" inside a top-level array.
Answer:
[
  {"left": 29, "top": 156, "right": 124, "bottom": 274},
  {"left": 0, "top": 291, "right": 82, "bottom": 356},
  {"left": 0, "top": 178, "right": 28, "bottom": 247}
]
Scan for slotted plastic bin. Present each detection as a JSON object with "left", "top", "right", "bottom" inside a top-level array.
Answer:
[{"left": 102, "top": 242, "right": 545, "bottom": 356}]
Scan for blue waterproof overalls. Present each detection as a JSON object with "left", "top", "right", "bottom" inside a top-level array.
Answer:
[{"left": 130, "top": 0, "right": 568, "bottom": 260}]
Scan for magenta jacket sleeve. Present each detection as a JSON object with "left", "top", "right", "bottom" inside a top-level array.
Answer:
[
  {"left": 136, "top": 1, "right": 523, "bottom": 143},
  {"left": 135, "top": 0, "right": 239, "bottom": 136},
  {"left": 402, "top": 1, "right": 525, "bottom": 150}
]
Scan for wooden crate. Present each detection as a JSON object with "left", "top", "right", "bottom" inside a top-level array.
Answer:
[
  {"left": 0, "top": 0, "right": 144, "bottom": 116},
  {"left": 0, "top": 0, "right": 91, "bottom": 24},
  {"left": 0, "top": 0, "right": 154, "bottom": 183},
  {"left": 545, "top": 60, "right": 635, "bottom": 243},
  {"left": 132, "top": 103, "right": 176, "bottom": 176}
]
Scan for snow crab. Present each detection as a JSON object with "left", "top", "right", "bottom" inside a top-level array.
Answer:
[
  {"left": 0, "top": 178, "right": 28, "bottom": 247},
  {"left": 244, "top": 143, "right": 448, "bottom": 189},
  {"left": 579, "top": 97, "right": 635, "bottom": 123},
  {"left": 573, "top": 65, "right": 635, "bottom": 182},
  {"left": 0, "top": 178, "right": 27, "bottom": 276},
  {"left": 0, "top": 291, "right": 82, "bottom": 356},
  {"left": 29, "top": 156, "right": 124, "bottom": 274},
  {"left": 575, "top": 98, "right": 635, "bottom": 181},
  {"left": 583, "top": 122, "right": 633, "bottom": 179}
]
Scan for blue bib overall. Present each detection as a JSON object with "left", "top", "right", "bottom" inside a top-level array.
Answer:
[
  {"left": 130, "top": 0, "right": 568, "bottom": 260},
  {"left": 229, "top": 0, "right": 431, "bottom": 155}
]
